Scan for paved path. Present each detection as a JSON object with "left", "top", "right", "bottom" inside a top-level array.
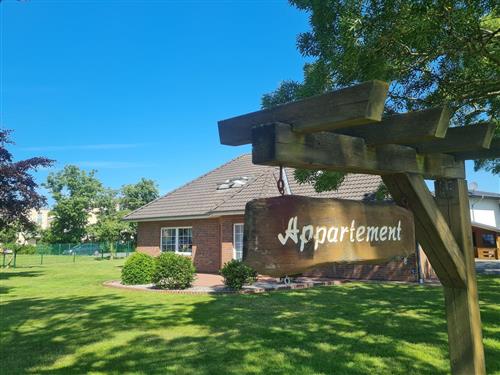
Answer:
[{"left": 475, "top": 260, "right": 500, "bottom": 275}]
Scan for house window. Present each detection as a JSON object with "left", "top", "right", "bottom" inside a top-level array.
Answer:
[
  {"left": 161, "top": 227, "right": 192, "bottom": 254},
  {"left": 482, "top": 233, "right": 496, "bottom": 247},
  {"left": 233, "top": 223, "right": 244, "bottom": 261}
]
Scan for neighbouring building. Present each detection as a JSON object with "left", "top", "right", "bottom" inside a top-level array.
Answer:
[
  {"left": 468, "top": 190, "right": 500, "bottom": 260},
  {"left": 124, "top": 154, "right": 440, "bottom": 282}
]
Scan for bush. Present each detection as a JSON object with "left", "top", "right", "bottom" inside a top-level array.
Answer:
[
  {"left": 152, "top": 252, "right": 195, "bottom": 290},
  {"left": 16, "top": 244, "right": 37, "bottom": 254},
  {"left": 0, "top": 243, "right": 36, "bottom": 254},
  {"left": 121, "top": 252, "right": 156, "bottom": 285},
  {"left": 220, "top": 260, "right": 257, "bottom": 290}
]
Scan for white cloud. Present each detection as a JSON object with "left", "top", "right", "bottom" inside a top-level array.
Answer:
[{"left": 20, "top": 143, "right": 151, "bottom": 152}]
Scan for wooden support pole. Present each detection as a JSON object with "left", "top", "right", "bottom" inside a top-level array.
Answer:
[
  {"left": 252, "top": 122, "right": 465, "bottom": 179},
  {"left": 381, "top": 173, "right": 466, "bottom": 287},
  {"left": 434, "top": 178, "right": 486, "bottom": 375}
]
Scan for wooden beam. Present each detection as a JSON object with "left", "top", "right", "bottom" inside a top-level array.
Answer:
[
  {"left": 409, "top": 123, "right": 495, "bottom": 154},
  {"left": 335, "top": 107, "right": 450, "bottom": 145},
  {"left": 451, "top": 138, "right": 500, "bottom": 160},
  {"left": 434, "top": 178, "right": 486, "bottom": 375},
  {"left": 252, "top": 122, "right": 465, "bottom": 179},
  {"left": 218, "top": 80, "right": 389, "bottom": 146},
  {"left": 382, "top": 173, "right": 467, "bottom": 287}
]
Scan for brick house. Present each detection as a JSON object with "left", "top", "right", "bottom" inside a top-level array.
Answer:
[{"left": 124, "top": 154, "right": 435, "bottom": 281}]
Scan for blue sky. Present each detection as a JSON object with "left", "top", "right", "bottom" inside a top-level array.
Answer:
[{"left": 1, "top": 0, "right": 498, "bottom": 203}]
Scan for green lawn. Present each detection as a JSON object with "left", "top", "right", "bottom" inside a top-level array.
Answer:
[{"left": 1, "top": 260, "right": 499, "bottom": 375}]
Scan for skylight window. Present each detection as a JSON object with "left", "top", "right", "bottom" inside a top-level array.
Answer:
[{"left": 217, "top": 176, "right": 249, "bottom": 190}]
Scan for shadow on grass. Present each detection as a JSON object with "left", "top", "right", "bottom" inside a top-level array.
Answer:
[
  {"left": 0, "top": 270, "right": 43, "bottom": 280},
  {"left": 0, "top": 274, "right": 499, "bottom": 374}
]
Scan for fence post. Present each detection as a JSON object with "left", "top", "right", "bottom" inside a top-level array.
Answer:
[
  {"left": 13, "top": 252, "right": 17, "bottom": 268},
  {"left": 2, "top": 253, "right": 5, "bottom": 268},
  {"left": 40, "top": 253, "right": 44, "bottom": 265},
  {"left": 73, "top": 251, "right": 76, "bottom": 263}
]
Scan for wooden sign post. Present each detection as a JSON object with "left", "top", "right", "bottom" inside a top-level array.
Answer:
[
  {"left": 244, "top": 195, "right": 415, "bottom": 277},
  {"left": 218, "top": 80, "right": 499, "bottom": 375}
]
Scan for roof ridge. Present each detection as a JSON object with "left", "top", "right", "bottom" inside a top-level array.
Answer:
[{"left": 124, "top": 153, "right": 250, "bottom": 219}]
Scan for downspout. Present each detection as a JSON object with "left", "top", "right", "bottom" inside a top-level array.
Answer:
[
  {"left": 470, "top": 194, "right": 485, "bottom": 223},
  {"left": 282, "top": 168, "right": 292, "bottom": 195}
]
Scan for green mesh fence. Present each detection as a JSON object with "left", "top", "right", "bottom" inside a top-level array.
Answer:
[{"left": 1, "top": 241, "right": 135, "bottom": 268}]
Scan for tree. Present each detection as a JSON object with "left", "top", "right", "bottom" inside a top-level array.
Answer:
[
  {"left": 0, "top": 129, "right": 53, "bottom": 238},
  {"left": 120, "top": 178, "right": 159, "bottom": 211},
  {"left": 263, "top": 0, "right": 499, "bottom": 190},
  {"left": 44, "top": 165, "right": 104, "bottom": 243},
  {"left": 88, "top": 178, "right": 159, "bottom": 251}
]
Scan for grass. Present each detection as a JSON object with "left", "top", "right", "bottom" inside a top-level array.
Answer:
[{"left": 0, "top": 260, "right": 499, "bottom": 375}]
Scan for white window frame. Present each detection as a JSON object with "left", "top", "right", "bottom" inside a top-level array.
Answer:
[
  {"left": 160, "top": 226, "right": 193, "bottom": 256},
  {"left": 233, "top": 223, "right": 244, "bottom": 261}
]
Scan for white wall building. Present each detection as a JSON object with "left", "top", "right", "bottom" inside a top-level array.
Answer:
[{"left": 469, "top": 190, "right": 500, "bottom": 229}]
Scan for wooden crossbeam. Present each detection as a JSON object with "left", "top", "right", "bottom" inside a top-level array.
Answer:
[
  {"left": 382, "top": 173, "right": 467, "bottom": 287},
  {"left": 334, "top": 107, "right": 450, "bottom": 145},
  {"left": 218, "top": 80, "right": 388, "bottom": 146},
  {"left": 408, "top": 123, "right": 495, "bottom": 154},
  {"left": 252, "top": 123, "right": 465, "bottom": 179},
  {"left": 451, "top": 138, "right": 500, "bottom": 160}
]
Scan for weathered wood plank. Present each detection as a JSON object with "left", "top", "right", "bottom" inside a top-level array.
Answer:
[
  {"left": 451, "top": 138, "right": 500, "bottom": 160},
  {"left": 243, "top": 195, "right": 415, "bottom": 277},
  {"left": 409, "top": 123, "right": 495, "bottom": 154},
  {"left": 435, "top": 178, "right": 486, "bottom": 375},
  {"left": 382, "top": 173, "right": 467, "bottom": 287},
  {"left": 218, "top": 80, "right": 389, "bottom": 146},
  {"left": 335, "top": 107, "right": 450, "bottom": 145},
  {"left": 252, "top": 122, "right": 465, "bottom": 179}
]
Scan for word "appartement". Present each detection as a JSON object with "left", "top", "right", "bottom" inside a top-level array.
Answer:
[{"left": 277, "top": 216, "right": 403, "bottom": 252}]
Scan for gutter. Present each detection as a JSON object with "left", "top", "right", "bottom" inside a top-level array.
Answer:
[{"left": 123, "top": 210, "right": 246, "bottom": 223}]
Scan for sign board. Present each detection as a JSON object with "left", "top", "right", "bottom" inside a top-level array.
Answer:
[{"left": 243, "top": 195, "right": 415, "bottom": 277}]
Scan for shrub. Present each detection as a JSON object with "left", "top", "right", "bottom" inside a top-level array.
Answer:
[
  {"left": 152, "top": 252, "right": 195, "bottom": 290},
  {"left": 0, "top": 243, "right": 36, "bottom": 254},
  {"left": 121, "top": 252, "right": 156, "bottom": 285},
  {"left": 16, "top": 244, "right": 37, "bottom": 254},
  {"left": 220, "top": 260, "right": 258, "bottom": 290}
]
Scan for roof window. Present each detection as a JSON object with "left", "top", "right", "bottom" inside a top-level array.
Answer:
[{"left": 217, "top": 177, "right": 249, "bottom": 190}]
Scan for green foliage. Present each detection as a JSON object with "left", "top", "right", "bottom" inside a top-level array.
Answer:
[
  {"left": 44, "top": 165, "right": 105, "bottom": 243},
  {"left": 294, "top": 169, "right": 346, "bottom": 193},
  {"left": 220, "top": 260, "right": 258, "bottom": 290},
  {"left": 121, "top": 252, "right": 156, "bottom": 285},
  {"left": 0, "top": 243, "right": 36, "bottom": 254},
  {"left": 374, "top": 183, "right": 391, "bottom": 202},
  {"left": 152, "top": 252, "right": 196, "bottom": 290},
  {"left": 264, "top": 0, "right": 499, "bottom": 179},
  {"left": 121, "top": 178, "right": 159, "bottom": 211}
]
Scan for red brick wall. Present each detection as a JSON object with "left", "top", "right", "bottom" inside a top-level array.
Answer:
[
  {"left": 219, "top": 215, "right": 245, "bottom": 268},
  {"left": 136, "top": 215, "right": 244, "bottom": 274}
]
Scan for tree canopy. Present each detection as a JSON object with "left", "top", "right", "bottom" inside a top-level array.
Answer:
[
  {"left": 0, "top": 129, "right": 53, "bottom": 234},
  {"left": 43, "top": 165, "right": 105, "bottom": 243},
  {"left": 121, "top": 178, "right": 159, "bottom": 211},
  {"left": 263, "top": 0, "right": 499, "bottom": 190}
]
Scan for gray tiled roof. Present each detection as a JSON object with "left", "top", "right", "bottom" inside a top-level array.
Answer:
[{"left": 124, "top": 154, "right": 382, "bottom": 221}]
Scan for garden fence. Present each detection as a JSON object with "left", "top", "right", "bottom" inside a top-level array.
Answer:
[{"left": 1, "top": 241, "right": 135, "bottom": 268}]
